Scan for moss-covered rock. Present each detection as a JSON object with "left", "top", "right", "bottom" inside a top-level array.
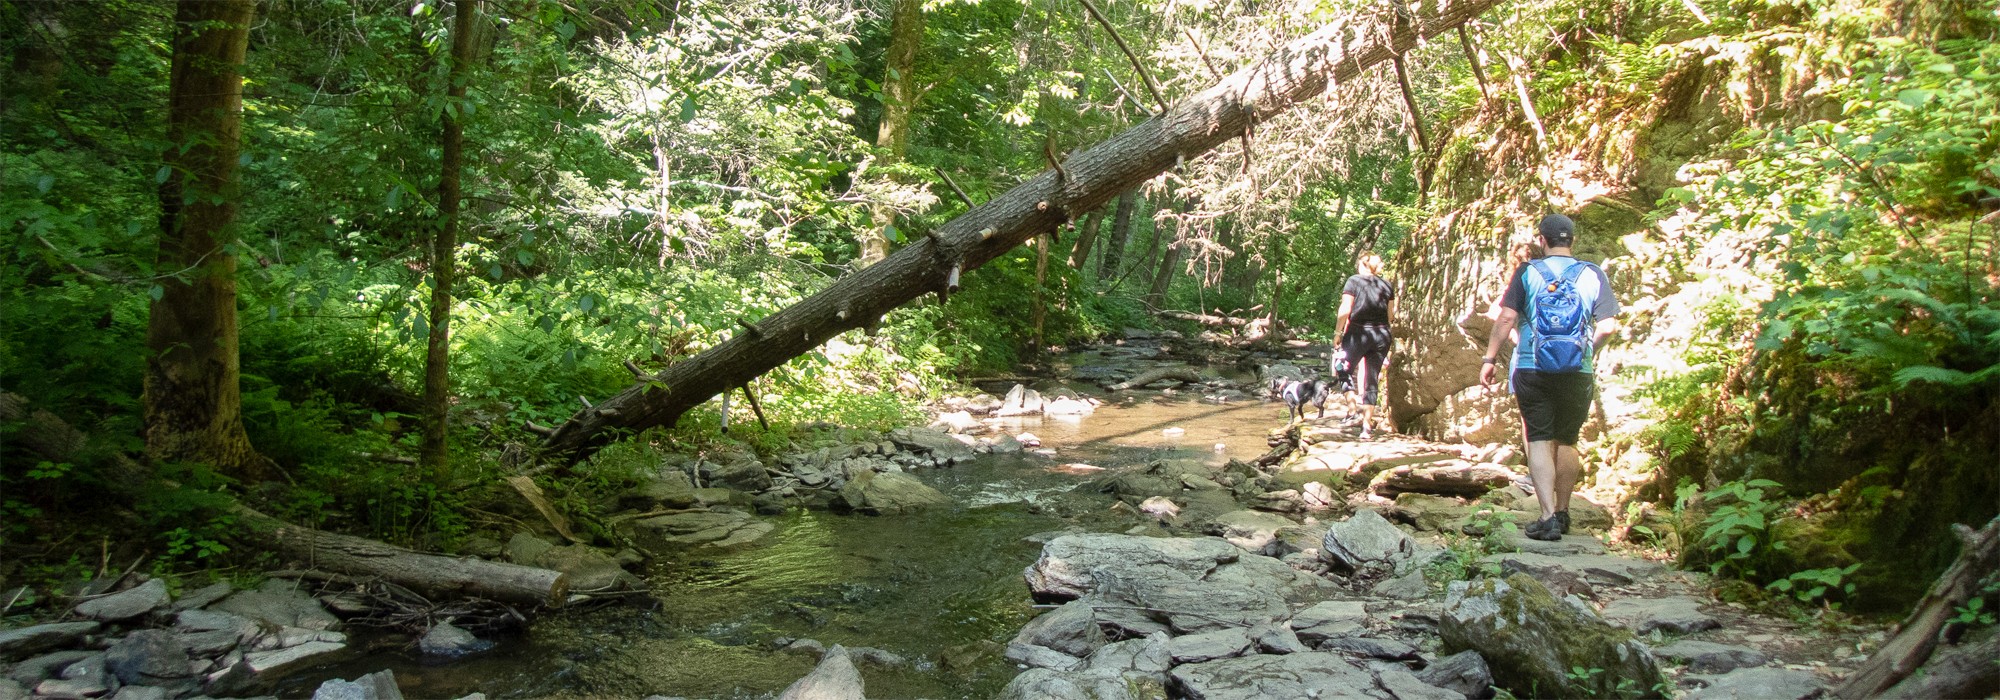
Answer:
[{"left": 1441, "top": 574, "right": 1664, "bottom": 699}]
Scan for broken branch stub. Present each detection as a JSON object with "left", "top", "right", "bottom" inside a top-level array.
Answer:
[{"left": 537, "top": 0, "right": 1506, "bottom": 466}]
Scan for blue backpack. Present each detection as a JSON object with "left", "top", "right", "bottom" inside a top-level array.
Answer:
[{"left": 1527, "top": 259, "right": 1595, "bottom": 373}]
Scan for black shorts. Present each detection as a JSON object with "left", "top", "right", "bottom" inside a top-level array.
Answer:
[{"left": 1513, "top": 370, "right": 1593, "bottom": 444}]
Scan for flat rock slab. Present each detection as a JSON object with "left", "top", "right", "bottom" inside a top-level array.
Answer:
[
  {"left": 623, "top": 511, "right": 776, "bottom": 551},
  {"left": 1167, "top": 628, "right": 1254, "bottom": 664},
  {"left": 244, "top": 640, "right": 347, "bottom": 676},
  {"left": 1375, "top": 665, "right": 1468, "bottom": 700},
  {"left": 104, "top": 629, "right": 191, "bottom": 684},
  {"left": 1210, "top": 510, "right": 1296, "bottom": 553},
  {"left": 1683, "top": 667, "right": 1825, "bottom": 699},
  {"left": 1651, "top": 640, "right": 1769, "bottom": 674},
  {"left": 1320, "top": 510, "right": 1416, "bottom": 572},
  {"left": 75, "top": 579, "right": 169, "bottom": 622},
  {"left": 1169, "top": 651, "right": 1393, "bottom": 700},
  {"left": 1497, "top": 532, "right": 1608, "bottom": 556},
  {"left": 0, "top": 622, "right": 100, "bottom": 662},
  {"left": 1601, "top": 596, "right": 1721, "bottom": 634},
  {"left": 1025, "top": 534, "right": 1242, "bottom": 600},
  {"left": 169, "top": 582, "right": 234, "bottom": 612},
  {"left": 1482, "top": 551, "right": 1664, "bottom": 583},
  {"left": 1290, "top": 601, "right": 1369, "bottom": 644},
  {"left": 214, "top": 582, "right": 339, "bottom": 631}
]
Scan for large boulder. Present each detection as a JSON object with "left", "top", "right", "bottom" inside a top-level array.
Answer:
[
  {"left": 776, "top": 645, "right": 864, "bottom": 700},
  {"left": 834, "top": 471, "right": 951, "bottom": 515},
  {"left": 1440, "top": 574, "right": 1663, "bottom": 699},
  {"left": 1319, "top": 510, "right": 1417, "bottom": 574},
  {"left": 1168, "top": 651, "right": 1392, "bottom": 700},
  {"left": 622, "top": 510, "right": 775, "bottom": 552},
  {"left": 74, "top": 579, "right": 169, "bottom": 622}
]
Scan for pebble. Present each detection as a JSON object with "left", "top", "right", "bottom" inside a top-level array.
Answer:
[{"left": 1162, "top": 428, "right": 1185, "bottom": 438}]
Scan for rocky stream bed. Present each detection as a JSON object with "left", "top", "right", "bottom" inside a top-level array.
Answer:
[{"left": 1, "top": 331, "right": 1888, "bottom": 699}]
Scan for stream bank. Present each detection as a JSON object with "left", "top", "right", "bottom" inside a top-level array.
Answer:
[{"left": 2, "top": 332, "right": 1892, "bottom": 699}]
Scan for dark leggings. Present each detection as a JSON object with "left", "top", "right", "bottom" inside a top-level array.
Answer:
[{"left": 1342, "top": 323, "right": 1392, "bottom": 406}]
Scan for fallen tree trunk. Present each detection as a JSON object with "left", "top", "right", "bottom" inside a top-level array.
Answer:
[
  {"left": 232, "top": 504, "right": 570, "bottom": 608},
  {"left": 0, "top": 392, "right": 570, "bottom": 609},
  {"left": 1836, "top": 516, "right": 2000, "bottom": 699},
  {"left": 538, "top": 0, "right": 1506, "bottom": 466},
  {"left": 1158, "top": 310, "right": 1253, "bottom": 327},
  {"left": 1371, "top": 461, "right": 1515, "bottom": 497},
  {"left": 1107, "top": 366, "right": 1204, "bottom": 391}
]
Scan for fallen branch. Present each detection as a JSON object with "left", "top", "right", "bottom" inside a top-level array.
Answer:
[
  {"left": 1157, "top": 309, "right": 1254, "bottom": 327},
  {"left": 1107, "top": 366, "right": 1203, "bottom": 391},
  {"left": 1835, "top": 516, "right": 2000, "bottom": 699}
]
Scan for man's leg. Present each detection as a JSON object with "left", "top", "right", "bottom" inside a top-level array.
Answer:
[
  {"left": 1553, "top": 442, "right": 1581, "bottom": 512},
  {"left": 1525, "top": 439, "right": 1558, "bottom": 519}
]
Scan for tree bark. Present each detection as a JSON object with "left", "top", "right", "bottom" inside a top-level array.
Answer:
[
  {"left": 1031, "top": 234, "right": 1051, "bottom": 349},
  {"left": 421, "top": 0, "right": 480, "bottom": 477},
  {"left": 1099, "top": 189, "right": 1139, "bottom": 278},
  {"left": 233, "top": 503, "right": 570, "bottom": 607},
  {"left": 538, "top": 0, "right": 1506, "bottom": 465},
  {"left": 1147, "top": 202, "right": 1189, "bottom": 309},
  {"left": 860, "top": 0, "right": 924, "bottom": 267},
  {"left": 1068, "top": 209, "right": 1105, "bottom": 270},
  {"left": 1157, "top": 310, "right": 1253, "bottom": 327},
  {"left": 146, "top": 0, "right": 265, "bottom": 481}
]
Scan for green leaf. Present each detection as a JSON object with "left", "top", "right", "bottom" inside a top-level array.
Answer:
[
  {"left": 155, "top": 166, "right": 172, "bottom": 184},
  {"left": 579, "top": 295, "right": 595, "bottom": 312},
  {"left": 679, "top": 95, "right": 698, "bottom": 123},
  {"left": 1737, "top": 535, "right": 1757, "bottom": 555}
]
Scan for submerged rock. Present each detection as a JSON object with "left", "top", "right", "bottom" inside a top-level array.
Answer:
[
  {"left": 1440, "top": 574, "right": 1662, "bottom": 699},
  {"left": 418, "top": 621, "right": 491, "bottom": 658}
]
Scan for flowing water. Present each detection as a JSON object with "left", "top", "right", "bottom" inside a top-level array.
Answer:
[{"left": 283, "top": 384, "right": 1300, "bottom": 699}]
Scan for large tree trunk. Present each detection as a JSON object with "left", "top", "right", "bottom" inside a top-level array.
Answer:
[
  {"left": 146, "top": 0, "right": 265, "bottom": 481},
  {"left": 1099, "top": 189, "right": 1139, "bottom": 278},
  {"left": 1147, "top": 201, "right": 1190, "bottom": 309},
  {"left": 233, "top": 504, "right": 570, "bottom": 607},
  {"left": 421, "top": 0, "right": 480, "bottom": 476},
  {"left": 539, "top": 0, "right": 1505, "bottom": 465},
  {"left": 860, "top": 0, "right": 924, "bottom": 267},
  {"left": 1068, "top": 209, "right": 1105, "bottom": 270}
]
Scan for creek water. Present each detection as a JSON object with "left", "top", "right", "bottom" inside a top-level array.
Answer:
[{"left": 282, "top": 386, "right": 1301, "bottom": 699}]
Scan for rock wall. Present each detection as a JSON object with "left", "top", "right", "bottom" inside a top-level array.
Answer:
[{"left": 1385, "top": 59, "right": 1742, "bottom": 450}]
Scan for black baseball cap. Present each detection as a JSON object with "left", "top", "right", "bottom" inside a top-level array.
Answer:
[{"left": 1538, "top": 214, "right": 1574, "bottom": 245}]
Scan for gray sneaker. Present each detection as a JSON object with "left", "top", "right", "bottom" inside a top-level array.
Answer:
[
  {"left": 1525, "top": 516, "right": 1561, "bottom": 541},
  {"left": 1555, "top": 510, "right": 1572, "bottom": 535}
]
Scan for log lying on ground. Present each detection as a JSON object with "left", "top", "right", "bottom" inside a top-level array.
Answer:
[
  {"left": 1836, "top": 516, "right": 2000, "bottom": 699},
  {"left": 231, "top": 504, "right": 570, "bottom": 608},
  {"left": 1157, "top": 310, "right": 1254, "bottom": 327},
  {"left": 0, "top": 392, "right": 569, "bottom": 609},
  {"left": 1107, "top": 366, "right": 1204, "bottom": 391},
  {"left": 1371, "top": 461, "right": 1514, "bottom": 497},
  {"left": 537, "top": 0, "right": 1506, "bottom": 466}
]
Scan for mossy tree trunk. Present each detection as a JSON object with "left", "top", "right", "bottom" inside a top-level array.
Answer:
[{"left": 145, "top": 0, "right": 265, "bottom": 481}]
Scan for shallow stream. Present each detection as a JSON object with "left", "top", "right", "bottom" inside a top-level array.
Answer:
[{"left": 283, "top": 390, "right": 1296, "bottom": 699}]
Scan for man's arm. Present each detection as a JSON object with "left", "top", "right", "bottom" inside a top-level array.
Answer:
[{"left": 1480, "top": 307, "right": 1517, "bottom": 386}]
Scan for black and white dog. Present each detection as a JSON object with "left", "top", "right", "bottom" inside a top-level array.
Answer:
[{"left": 1271, "top": 375, "right": 1332, "bottom": 422}]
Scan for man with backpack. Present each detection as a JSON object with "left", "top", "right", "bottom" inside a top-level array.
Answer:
[{"left": 1478, "top": 214, "right": 1621, "bottom": 541}]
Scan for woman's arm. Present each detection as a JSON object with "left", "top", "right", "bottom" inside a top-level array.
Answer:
[{"left": 1335, "top": 293, "right": 1356, "bottom": 338}]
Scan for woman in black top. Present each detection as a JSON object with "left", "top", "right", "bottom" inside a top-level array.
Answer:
[{"left": 1336, "top": 253, "right": 1396, "bottom": 439}]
